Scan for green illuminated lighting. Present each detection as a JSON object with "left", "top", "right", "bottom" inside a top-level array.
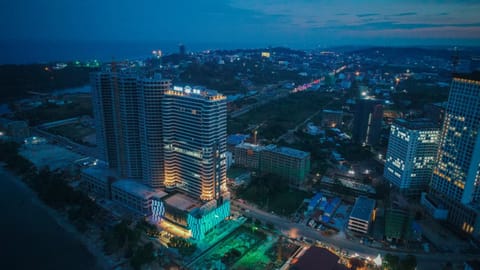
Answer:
[{"left": 187, "top": 201, "right": 230, "bottom": 240}]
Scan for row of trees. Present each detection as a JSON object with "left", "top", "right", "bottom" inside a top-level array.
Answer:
[
  {"left": 0, "top": 64, "right": 94, "bottom": 103},
  {"left": 168, "top": 236, "right": 197, "bottom": 257},
  {"left": 384, "top": 253, "right": 417, "bottom": 270},
  {"left": 102, "top": 220, "right": 156, "bottom": 269}
]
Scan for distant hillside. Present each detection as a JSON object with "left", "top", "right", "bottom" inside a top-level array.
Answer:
[
  {"left": 0, "top": 64, "right": 96, "bottom": 103},
  {"left": 350, "top": 46, "right": 480, "bottom": 60}
]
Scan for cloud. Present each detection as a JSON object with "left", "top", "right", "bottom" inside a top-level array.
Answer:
[
  {"left": 356, "top": 13, "right": 380, "bottom": 18},
  {"left": 391, "top": 12, "right": 417, "bottom": 17}
]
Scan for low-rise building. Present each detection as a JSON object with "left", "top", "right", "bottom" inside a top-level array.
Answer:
[
  {"left": 81, "top": 162, "right": 117, "bottom": 198},
  {"left": 153, "top": 193, "right": 231, "bottom": 240},
  {"left": 420, "top": 192, "right": 448, "bottom": 220},
  {"left": 348, "top": 196, "right": 376, "bottom": 234},
  {"left": 291, "top": 246, "right": 348, "bottom": 270},
  {"left": 233, "top": 143, "right": 311, "bottom": 185},
  {"left": 111, "top": 179, "right": 168, "bottom": 217},
  {"left": 322, "top": 109, "right": 343, "bottom": 128},
  {"left": 233, "top": 143, "right": 263, "bottom": 170},
  {"left": 260, "top": 145, "right": 310, "bottom": 186},
  {"left": 0, "top": 118, "right": 30, "bottom": 143}
]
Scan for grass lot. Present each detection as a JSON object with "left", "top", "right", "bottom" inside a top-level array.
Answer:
[
  {"left": 16, "top": 94, "right": 92, "bottom": 125},
  {"left": 242, "top": 188, "right": 310, "bottom": 216},
  {"left": 48, "top": 122, "right": 95, "bottom": 144},
  {"left": 238, "top": 174, "right": 311, "bottom": 216},
  {"left": 228, "top": 91, "right": 336, "bottom": 139}
]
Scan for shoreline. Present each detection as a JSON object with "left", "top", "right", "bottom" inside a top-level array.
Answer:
[{"left": 0, "top": 165, "right": 113, "bottom": 270}]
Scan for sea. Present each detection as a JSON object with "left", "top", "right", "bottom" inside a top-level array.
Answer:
[
  {"left": 0, "top": 166, "right": 102, "bottom": 270},
  {"left": 0, "top": 40, "right": 268, "bottom": 65}
]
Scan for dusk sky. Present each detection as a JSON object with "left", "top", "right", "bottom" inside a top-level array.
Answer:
[{"left": 2, "top": 0, "right": 480, "bottom": 48}]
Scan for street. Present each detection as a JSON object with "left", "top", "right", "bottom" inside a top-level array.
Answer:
[{"left": 231, "top": 200, "right": 479, "bottom": 269}]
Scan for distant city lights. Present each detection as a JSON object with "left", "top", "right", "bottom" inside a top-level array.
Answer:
[{"left": 152, "top": 50, "right": 162, "bottom": 58}]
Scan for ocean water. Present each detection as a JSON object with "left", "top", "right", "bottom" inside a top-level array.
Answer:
[
  {"left": 0, "top": 40, "right": 265, "bottom": 65},
  {"left": 0, "top": 167, "right": 101, "bottom": 270}
]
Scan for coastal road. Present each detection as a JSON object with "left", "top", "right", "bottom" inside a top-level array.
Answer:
[
  {"left": 32, "top": 127, "right": 99, "bottom": 158},
  {"left": 231, "top": 200, "right": 479, "bottom": 268}
]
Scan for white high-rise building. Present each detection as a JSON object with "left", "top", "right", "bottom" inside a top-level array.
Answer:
[
  {"left": 91, "top": 71, "right": 230, "bottom": 240},
  {"left": 163, "top": 86, "right": 227, "bottom": 201},
  {"left": 138, "top": 75, "right": 171, "bottom": 187},
  {"left": 92, "top": 72, "right": 228, "bottom": 201},
  {"left": 425, "top": 72, "right": 480, "bottom": 238},
  {"left": 384, "top": 119, "right": 439, "bottom": 197}
]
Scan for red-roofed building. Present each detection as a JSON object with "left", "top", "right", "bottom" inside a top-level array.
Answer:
[{"left": 291, "top": 246, "right": 348, "bottom": 270}]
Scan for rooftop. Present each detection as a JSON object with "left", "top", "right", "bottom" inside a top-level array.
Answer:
[
  {"left": 350, "top": 196, "right": 376, "bottom": 222},
  {"left": 235, "top": 142, "right": 264, "bottom": 151},
  {"left": 227, "top": 134, "right": 250, "bottom": 145},
  {"left": 169, "top": 84, "right": 226, "bottom": 101},
  {"left": 163, "top": 192, "right": 201, "bottom": 212},
  {"left": 322, "top": 109, "right": 343, "bottom": 114},
  {"left": 81, "top": 162, "right": 118, "bottom": 182},
  {"left": 394, "top": 118, "right": 439, "bottom": 130},
  {"left": 267, "top": 146, "right": 310, "bottom": 159},
  {"left": 292, "top": 246, "right": 347, "bottom": 270},
  {"left": 453, "top": 71, "right": 480, "bottom": 81},
  {"left": 112, "top": 179, "right": 168, "bottom": 199}
]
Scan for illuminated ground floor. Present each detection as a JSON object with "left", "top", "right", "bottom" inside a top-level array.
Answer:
[{"left": 152, "top": 194, "right": 231, "bottom": 240}]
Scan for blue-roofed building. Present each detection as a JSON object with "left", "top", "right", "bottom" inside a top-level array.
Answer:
[
  {"left": 308, "top": 193, "right": 323, "bottom": 210},
  {"left": 227, "top": 134, "right": 250, "bottom": 147},
  {"left": 348, "top": 196, "right": 376, "bottom": 234}
]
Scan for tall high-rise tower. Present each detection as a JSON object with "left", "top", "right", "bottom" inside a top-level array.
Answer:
[
  {"left": 427, "top": 72, "right": 480, "bottom": 237},
  {"left": 91, "top": 71, "right": 230, "bottom": 239},
  {"left": 91, "top": 71, "right": 228, "bottom": 201},
  {"left": 384, "top": 119, "right": 439, "bottom": 197},
  {"left": 163, "top": 86, "right": 227, "bottom": 201},
  {"left": 352, "top": 98, "right": 383, "bottom": 146},
  {"left": 91, "top": 71, "right": 143, "bottom": 179},
  {"left": 138, "top": 75, "right": 171, "bottom": 187}
]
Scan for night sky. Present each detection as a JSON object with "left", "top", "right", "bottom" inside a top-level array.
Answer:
[{"left": 1, "top": 0, "right": 480, "bottom": 48}]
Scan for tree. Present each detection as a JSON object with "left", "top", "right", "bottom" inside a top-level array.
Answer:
[
  {"left": 168, "top": 236, "right": 197, "bottom": 257},
  {"left": 384, "top": 253, "right": 400, "bottom": 270},
  {"left": 130, "top": 243, "right": 155, "bottom": 270},
  {"left": 266, "top": 222, "right": 275, "bottom": 230},
  {"left": 400, "top": 254, "right": 417, "bottom": 270}
]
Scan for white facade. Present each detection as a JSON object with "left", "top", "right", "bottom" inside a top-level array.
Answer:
[
  {"left": 163, "top": 87, "right": 228, "bottom": 201},
  {"left": 138, "top": 76, "right": 171, "bottom": 187},
  {"left": 384, "top": 119, "right": 439, "bottom": 197}
]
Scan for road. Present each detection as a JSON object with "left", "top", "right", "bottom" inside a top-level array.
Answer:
[
  {"left": 231, "top": 200, "right": 479, "bottom": 268},
  {"left": 275, "top": 96, "right": 335, "bottom": 142},
  {"left": 32, "top": 127, "right": 99, "bottom": 158}
]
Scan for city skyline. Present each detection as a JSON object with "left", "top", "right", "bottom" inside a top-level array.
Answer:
[{"left": 1, "top": 1, "right": 480, "bottom": 48}]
